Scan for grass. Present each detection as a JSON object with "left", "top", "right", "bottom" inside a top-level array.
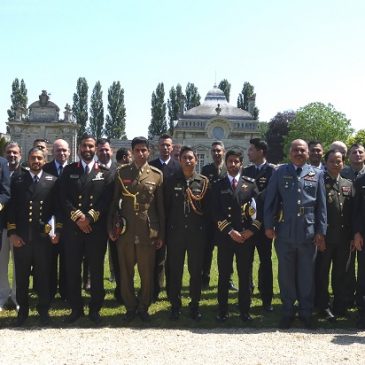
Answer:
[{"left": 0, "top": 247, "right": 359, "bottom": 329}]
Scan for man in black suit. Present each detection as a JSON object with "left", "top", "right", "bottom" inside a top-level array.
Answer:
[
  {"left": 43, "top": 139, "right": 70, "bottom": 302},
  {"left": 149, "top": 134, "right": 181, "bottom": 301},
  {"left": 58, "top": 134, "right": 113, "bottom": 324},
  {"left": 213, "top": 150, "right": 262, "bottom": 322},
  {"left": 8, "top": 147, "right": 58, "bottom": 326},
  {"left": 243, "top": 138, "right": 275, "bottom": 312}
]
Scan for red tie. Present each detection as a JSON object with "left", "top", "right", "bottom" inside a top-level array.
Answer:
[{"left": 232, "top": 178, "right": 237, "bottom": 191}]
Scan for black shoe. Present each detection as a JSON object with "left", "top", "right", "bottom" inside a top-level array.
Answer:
[
  {"left": 279, "top": 316, "right": 294, "bottom": 329},
  {"left": 14, "top": 313, "right": 28, "bottom": 327},
  {"left": 240, "top": 313, "right": 253, "bottom": 322},
  {"left": 216, "top": 312, "right": 229, "bottom": 322},
  {"left": 65, "top": 310, "right": 84, "bottom": 324},
  {"left": 39, "top": 312, "right": 50, "bottom": 326},
  {"left": 356, "top": 316, "right": 365, "bottom": 329},
  {"left": 169, "top": 308, "right": 181, "bottom": 321},
  {"left": 228, "top": 281, "right": 238, "bottom": 291},
  {"left": 89, "top": 311, "right": 102, "bottom": 324},
  {"left": 190, "top": 308, "right": 202, "bottom": 321},
  {"left": 125, "top": 310, "right": 136, "bottom": 322},
  {"left": 201, "top": 276, "right": 210, "bottom": 290},
  {"left": 320, "top": 308, "right": 336, "bottom": 323},
  {"left": 263, "top": 304, "right": 274, "bottom": 312},
  {"left": 138, "top": 311, "right": 151, "bottom": 322},
  {"left": 299, "top": 316, "right": 316, "bottom": 330}
]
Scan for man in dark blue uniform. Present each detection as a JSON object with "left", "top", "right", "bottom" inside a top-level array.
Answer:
[
  {"left": 213, "top": 150, "right": 262, "bottom": 322},
  {"left": 264, "top": 139, "right": 327, "bottom": 329},
  {"left": 243, "top": 138, "right": 275, "bottom": 312}
]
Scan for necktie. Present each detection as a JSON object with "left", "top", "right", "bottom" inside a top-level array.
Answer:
[
  {"left": 33, "top": 175, "right": 39, "bottom": 183},
  {"left": 255, "top": 167, "right": 260, "bottom": 178},
  {"left": 232, "top": 178, "right": 238, "bottom": 191},
  {"left": 58, "top": 165, "right": 63, "bottom": 176},
  {"left": 84, "top": 165, "right": 89, "bottom": 175},
  {"left": 296, "top": 167, "right": 302, "bottom": 176}
]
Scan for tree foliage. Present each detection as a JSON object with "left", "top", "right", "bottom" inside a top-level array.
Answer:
[
  {"left": 346, "top": 129, "right": 365, "bottom": 147},
  {"left": 72, "top": 77, "right": 89, "bottom": 139},
  {"left": 89, "top": 81, "right": 104, "bottom": 139},
  {"left": 185, "top": 82, "right": 201, "bottom": 111},
  {"left": 237, "top": 81, "right": 259, "bottom": 119},
  {"left": 284, "top": 102, "right": 353, "bottom": 154},
  {"left": 148, "top": 82, "right": 167, "bottom": 139},
  {"left": 218, "top": 79, "right": 231, "bottom": 102},
  {"left": 7, "top": 78, "right": 28, "bottom": 120},
  {"left": 265, "top": 110, "right": 295, "bottom": 163},
  {"left": 104, "top": 81, "right": 127, "bottom": 140}
]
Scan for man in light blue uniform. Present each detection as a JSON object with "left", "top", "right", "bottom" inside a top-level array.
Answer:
[{"left": 264, "top": 139, "right": 327, "bottom": 329}]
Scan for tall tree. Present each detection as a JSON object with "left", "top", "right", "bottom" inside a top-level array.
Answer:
[
  {"left": 185, "top": 82, "right": 201, "bottom": 110},
  {"left": 237, "top": 81, "right": 259, "bottom": 119},
  {"left": 218, "top": 79, "right": 231, "bottom": 102},
  {"left": 284, "top": 102, "right": 353, "bottom": 153},
  {"left": 266, "top": 110, "right": 295, "bottom": 163},
  {"left": 104, "top": 81, "right": 127, "bottom": 140},
  {"left": 72, "top": 77, "right": 89, "bottom": 139},
  {"left": 7, "top": 78, "right": 28, "bottom": 120},
  {"left": 347, "top": 129, "right": 365, "bottom": 147},
  {"left": 89, "top": 81, "right": 104, "bottom": 139},
  {"left": 148, "top": 82, "right": 167, "bottom": 139},
  {"left": 167, "top": 83, "right": 185, "bottom": 135}
]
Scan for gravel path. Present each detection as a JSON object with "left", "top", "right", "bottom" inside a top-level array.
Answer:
[{"left": 1, "top": 328, "right": 364, "bottom": 365}]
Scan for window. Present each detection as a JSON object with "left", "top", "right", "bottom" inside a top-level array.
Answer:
[{"left": 196, "top": 153, "right": 205, "bottom": 173}]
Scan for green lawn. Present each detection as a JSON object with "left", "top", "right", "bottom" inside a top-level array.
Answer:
[{"left": 0, "top": 247, "right": 358, "bottom": 329}]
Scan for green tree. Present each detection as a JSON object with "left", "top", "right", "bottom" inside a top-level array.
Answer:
[
  {"left": 89, "top": 81, "right": 104, "bottom": 139},
  {"left": 346, "top": 129, "right": 365, "bottom": 147},
  {"left": 72, "top": 77, "right": 89, "bottom": 139},
  {"left": 266, "top": 110, "right": 295, "bottom": 163},
  {"left": 7, "top": 78, "right": 28, "bottom": 120},
  {"left": 218, "top": 79, "right": 231, "bottom": 102},
  {"left": 284, "top": 102, "right": 353, "bottom": 154},
  {"left": 167, "top": 86, "right": 178, "bottom": 135},
  {"left": 148, "top": 82, "right": 167, "bottom": 139},
  {"left": 237, "top": 81, "right": 259, "bottom": 119},
  {"left": 185, "top": 82, "right": 200, "bottom": 110},
  {"left": 104, "top": 81, "right": 127, "bottom": 140}
]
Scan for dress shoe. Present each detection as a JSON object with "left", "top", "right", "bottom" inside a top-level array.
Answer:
[
  {"left": 263, "top": 304, "right": 274, "bottom": 312},
  {"left": 356, "top": 316, "right": 365, "bottom": 329},
  {"left": 39, "top": 312, "right": 51, "bottom": 326},
  {"left": 169, "top": 308, "right": 181, "bottom": 321},
  {"left": 125, "top": 310, "right": 136, "bottom": 322},
  {"left": 14, "top": 313, "right": 28, "bottom": 327},
  {"left": 138, "top": 311, "right": 151, "bottom": 322},
  {"left": 228, "top": 281, "right": 238, "bottom": 291},
  {"left": 201, "top": 276, "right": 210, "bottom": 290},
  {"left": 320, "top": 308, "right": 336, "bottom": 323},
  {"left": 89, "top": 311, "right": 102, "bottom": 324},
  {"left": 299, "top": 316, "right": 316, "bottom": 330},
  {"left": 278, "top": 316, "right": 294, "bottom": 329},
  {"left": 216, "top": 312, "right": 229, "bottom": 322},
  {"left": 65, "top": 310, "right": 84, "bottom": 324},
  {"left": 190, "top": 308, "right": 202, "bottom": 321},
  {"left": 240, "top": 313, "right": 253, "bottom": 322}
]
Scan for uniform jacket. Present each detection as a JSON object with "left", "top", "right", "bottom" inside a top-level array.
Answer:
[
  {"left": 353, "top": 173, "right": 365, "bottom": 236},
  {"left": 0, "top": 157, "right": 10, "bottom": 231},
  {"left": 58, "top": 161, "right": 113, "bottom": 230},
  {"left": 324, "top": 172, "right": 353, "bottom": 244},
  {"left": 213, "top": 174, "right": 262, "bottom": 238},
  {"left": 264, "top": 163, "right": 327, "bottom": 242},
  {"left": 164, "top": 170, "right": 210, "bottom": 236},
  {"left": 341, "top": 165, "right": 365, "bottom": 181},
  {"left": 149, "top": 157, "right": 181, "bottom": 179},
  {"left": 43, "top": 160, "right": 64, "bottom": 177},
  {"left": 7, "top": 170, "right": 58, "bottom": 242},
  {"left": 108, "top": 162, "right": 165, "bottom": 244},
  {"left": 201, "top": 162, "right": 226, "bottom": 184},
  {"left": 242, "top": 162, "right": 275, "bottom": 194}
]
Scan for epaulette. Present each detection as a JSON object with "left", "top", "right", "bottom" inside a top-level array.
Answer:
[
  {"left": 21, "top": 165, "right": 30, "bottom": 172},
  {"left": 268, "top": 163, "right": 276, "bottom": 169},
  {"left": 242, "top": 175, "right": 256, "bottom": 183},
  {"left": 149, "top": 165, "right": 163, "bottom": 176},
  {"left": 98, "top": 163, "right": 110, "bottom": 171}
]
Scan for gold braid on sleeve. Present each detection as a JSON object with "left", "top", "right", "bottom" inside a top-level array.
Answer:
[{"left": 186, "top": 177, "right": 209, "bottom": 216}]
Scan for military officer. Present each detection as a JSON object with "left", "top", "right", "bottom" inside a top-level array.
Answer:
[
  {"left": 315, "top": 149, "right": 353, "bottom": 321},
  {"left": 58, "top": 133, "right": 113, "bottom": 324},
  {"left": 213, "top": 150, "right": 262, "bottom": 322},
  {"left": 243, "top": 138, "right": 275, "bottom": 312},
  {"left": 264, "top": 139, "right": 327, "bottom": 329},
  {"left": 8, "top": 147, "right": 59, "bottom": 326},
  {"left": 165, "top": 146, "right": 210, "bottom": 321},
  {"left": 108, "top": 136, "right": 165, "bottom": 322}
]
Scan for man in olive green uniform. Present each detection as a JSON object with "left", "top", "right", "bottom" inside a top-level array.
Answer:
[
  {"left": 108, "top": 137, "right": 164, "bottom": 322},
  {"left": 315, "top": 149, "right": 354, "bottom": 321}
]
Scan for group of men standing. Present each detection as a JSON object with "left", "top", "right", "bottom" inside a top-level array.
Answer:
[{"left": 1, "top": 132, "right": 365, "bottom": 329}]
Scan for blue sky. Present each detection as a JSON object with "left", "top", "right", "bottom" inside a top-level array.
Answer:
[{"left": 1, "top": 0, "right": 364, "bottom": 138}]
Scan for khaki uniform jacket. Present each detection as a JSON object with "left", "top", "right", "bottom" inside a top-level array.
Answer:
[{"left": 108, "top": 162, "right": 165, "bottom": 245}]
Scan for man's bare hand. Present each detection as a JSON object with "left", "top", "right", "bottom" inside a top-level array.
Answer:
[
  {"left": 229, "top": 230, "right": 244, "bottom": 244},
  {"left": 241, "top": 229, "right": 254, "bottom": 242},
  {"left": 76, "top": 214, "right": 92, "bottom": 233},
  {"left": 265, "top": 228, "right": 276, "bottom": 240},
  {"left": 50, "top": 233, "right": 60, "bottom": 245},
  {"left": 314, "top": 233, "right": 326, "bottom": 252},
  {"left": 354, "top": 233, "right": 364, "bottom": 251},
  {"left": 153, "top": 239, "right": 163, "bottom": 249},
  {"left": 9, "top": 234, "right": 25, "bottom": 248}
]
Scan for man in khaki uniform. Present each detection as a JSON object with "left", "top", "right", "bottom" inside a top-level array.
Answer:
[{"left": 108, "top": 137, "right": 164, "bottom": 322}]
